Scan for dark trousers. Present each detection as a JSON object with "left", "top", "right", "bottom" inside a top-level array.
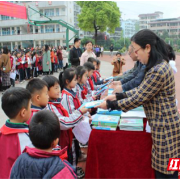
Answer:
[
  {"left": 54, "top": 64, "right": 58, "bottom": 72},
  {"left": 25, "top": 68, "right": 31, "bottom": 79},
  {"left": 32, "top": 67, "right": 37, "bottom": 78},
  {"left": 10, "top": 78, "right": 15, "bottom": 87},
  {"left": 19, "top": 68, "right": 24, "bottom": 82},
  {"left": 58, "top": 60, "right": 63, "bottom": 69},
  {"left": 155, "top": 170, "right": 178, "bottom": 179},
  {"left": 51, "top": 63, "right": 54, "bottom": 74}
]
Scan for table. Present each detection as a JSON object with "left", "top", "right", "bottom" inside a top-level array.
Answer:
[{"left": 85, "top": 128, "right": 155, "bottom": 179}]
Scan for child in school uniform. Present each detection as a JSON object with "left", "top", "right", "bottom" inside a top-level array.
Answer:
[
  {"left": 83, "top": 62, "right": 98, "bottom": 95},
  {"left": 9, "top": 51, "right": 16, "bottom": 87},
  {"left": 73, "top": 66, "right": 96, "bottom": 104},
  {"left": 26, "top": 78, "right": 88, "bottom": 178},
  {"left": 31, "top": 51, "right": 39, "bottom": 78},
  {"left": 87, "top": 57, "right": 104, "bottom": 85},
  {"left": 10, "top": 110, "right": 77, "bottom": 179},
  {"left": 96, "top": 59, "right": 102, "bottom": 79},
  {"left": 0, "top": 88, "right": 33, "bottom": 179},
  {"left": 37, "top": 51, "right": 43, "bottom": 76},
  {"left": 54, "top": 51, "right": 58, "bottom": 72},
  {"left": 42, "top": 75, "right": 88, "bottom": 150},
  {"left": 16, "top": 52, "right": 25, "bottom": 83},
  {"left": 59, "top": 67, "right": 91, "bottom": 178},
  {"left": 24, "top": 50, "right": 31, "bottom": 80}
]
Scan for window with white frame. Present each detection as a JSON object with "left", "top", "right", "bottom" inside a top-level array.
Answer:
[
  {"left": 12, "top": 27, "right": 15, "bottom": 35},
  {"left": 2, "top": 28, "right": 10, "bottom": 35},
  {"left": 45, "top": 25, "right": 54, "bottom": 33},
  {"left": 56, "top": 24, "right": 60, "bottom": 32},
  {"left": 56, "top": 8, "right": 59, "bottom": 16},
  {"left": 1, "top": 15, "right": 10, "bottom": 20},
  {"left": 41, "top": 26, "right": 44, "bottom": 33},
  {"left": 44, "top": 9, "right": 54, "bottom": 17}
]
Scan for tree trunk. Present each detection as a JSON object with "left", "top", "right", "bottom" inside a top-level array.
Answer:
[
  {"left": 95, "top": 28, "right": 98, "bottom": 45},
  {"left": 94, "top": 20, "right": 98, "bottom": 45}
]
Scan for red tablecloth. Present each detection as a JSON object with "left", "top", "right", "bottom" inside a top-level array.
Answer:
[{"left": 85, "top": 128, "right": 155, "bottom": 179}]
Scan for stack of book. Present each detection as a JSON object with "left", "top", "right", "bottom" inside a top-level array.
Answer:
[
  {"left": 97, "top": 108, "right": 122, "bottom": 116},
  {"left": 92, "top": 114, "right": 120, "bottom": 131},
  {"left": 119, "top": 106, "right": 145, "bottom": 131},
  {"left": 119, "top": 118, "right": 143, "bottom": 131}
]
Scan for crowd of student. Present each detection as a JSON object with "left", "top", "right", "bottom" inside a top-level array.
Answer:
[
  {"left": 0, "top": 45, "right": 69, "bottom": 92},
  {"left": 0, "top": 52, "right": 104, "bottom": 179},
  {"left": 0, "top": 29, "right": 180, "bottom": 179},
  {"left": 0, "top": 39, "right": 105, "bottom": 93}
]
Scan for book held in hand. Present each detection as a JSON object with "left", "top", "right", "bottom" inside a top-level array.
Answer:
[
  {"left": 97, "top": 108, "right": 122, "bottom": 116},
  {"left": 79, "top": 100, "right": 104, "bottom": 109}
]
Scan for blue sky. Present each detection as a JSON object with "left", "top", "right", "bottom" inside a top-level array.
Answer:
[{"left": 116, "top": 1, "right": 180, "bottom": 20}]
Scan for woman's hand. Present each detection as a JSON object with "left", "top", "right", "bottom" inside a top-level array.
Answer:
[
  {"left": 109, "top": 81, "right": 121, "bottom": 89},
  {"left": 96, "top": 101, "right": 107, "bottom": 109},
  {"left": 113, "top": 85, "right": 123, "bottom": 94},
  {"left": 47, "top": 61, "right": 49, "bottom": 65}
]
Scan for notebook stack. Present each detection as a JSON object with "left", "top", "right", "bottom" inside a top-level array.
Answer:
[
  {"left": 119, "top": 106, "right": 145, "bottom": 131},
  {"left": 92, "top": 114, "right": 120, "bottom": 131}
]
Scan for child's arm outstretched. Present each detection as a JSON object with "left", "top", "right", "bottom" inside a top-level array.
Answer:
[{"left": 46, "top": 104, "right": 88, "bottom": 130}]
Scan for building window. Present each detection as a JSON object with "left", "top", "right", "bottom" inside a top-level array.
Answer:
[
  {"left": 41, "top": 26, "right": 44, "bottom": 33},
  {"left": 40, "top": 9, "right": 43, "bottom": 17},
  {"left": 63, "top": 40, "right": 66, "bottom": 44},
  {"left": 44, "top": 9, "right": 54, "bottom": 17},
  {"left": 12, "top": 27, "right": 15, "bottom": 35},
  {"left": 45, "top": 25, "right": 54, "bottom": 33},
  {"left": 2, "top": 28, "right": 10, "bottom": 35},
  {"left": 56, "top": 24, "right": 60, "bottom": 32},
  {"left": 62, "top": 8, "right": 65, "bottom": 12},
  {"left": 1, "top": 15, "right": 10, "bottom": 20},
  {"left": 56, "top": 8, "right": 59, "bottom": 16}
]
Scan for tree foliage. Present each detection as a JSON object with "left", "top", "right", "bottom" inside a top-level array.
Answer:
[{"left": 77, "top": 1, "right": 121, "bottom": 44}]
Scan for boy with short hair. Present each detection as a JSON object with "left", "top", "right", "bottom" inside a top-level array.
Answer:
[
  {"left": 10, "top": 110, "right": 77, "bottom": 179},
  {"left": 0, "top": 87, "right": 33, "bottom": 179},
  {"left": 26, "top": 78, "right": 86, "bottom": 130}
]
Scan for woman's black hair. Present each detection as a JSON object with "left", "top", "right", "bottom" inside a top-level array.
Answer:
[
  {"left": 3, "top": 47, "right": 8, "bottom": 54},
  {"left": 84, "top": 62, "right": 95, "bottom": 71},
  {"left": 76, "top": 66, "right": 87, "bottom": 80},
  {"left": 45, "top": 44, "right": 49, "bottom": 52},
  {"left": 131, "top": 29, "right": 169, "bottom": 71},
  {"left": 116, "top": 52, "right": 121, "bottom": 56},
  {"left": 42, "top": 75, "right": 59, "bottom": 90},
  {"left": 59, "top": 67, "right": 76, "bottom": 91},
  {"left": 87, "top": 57, "right": 97, "bottom": 64},
  {"left": 85, "top": 41, "right": 93, "bottom": 46},
  {"left": 166, "top": 44, "right": 176, "bottom": 61},
  {"left": 63, "top": 46, "right": 67, "bottom": 50}
]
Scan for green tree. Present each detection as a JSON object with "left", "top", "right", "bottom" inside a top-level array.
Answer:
[
  {"left": 77, "top": 1, "right": 121, "bottom": 44},
  {"left": 81, "top": 37, "right": 95, "bottom": 46}
]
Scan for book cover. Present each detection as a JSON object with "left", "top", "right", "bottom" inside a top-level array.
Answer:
[
  {"left": 95, "top": 86, "right": 108, "bottom": 96},
  {"left": 97, "top": 108, "right": 122, "bottom": 116},
  {"left": 92, "top": 125, "right": 117, "bottom": 131},
  {"left": 97, "top": 80, "right": 112, "bottom": 91},
  {"left": 79, "top": 100, "right": 104, "bottom": 109},
  {"left": 92, "top": 114, "right": 120, "bottom": 125},
  {"left": 120, "top": 118, "right": 143, "bottom": 127},
  {"left": 108, "top": 89, "right": 114, "bottom": 95},
  {"left": 105, "top": 76, "right": 113, "bottom": 81}
]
